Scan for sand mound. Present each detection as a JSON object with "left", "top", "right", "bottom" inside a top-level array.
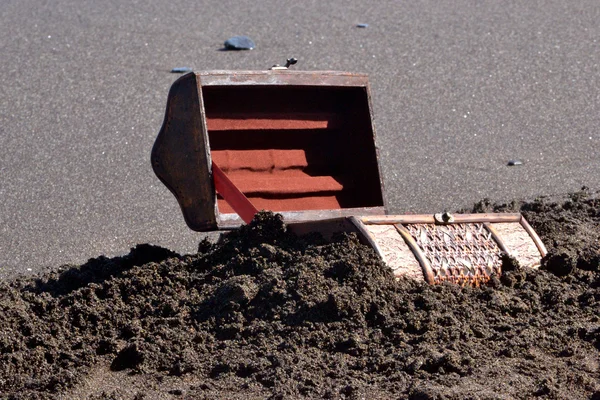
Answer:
[{"left": 1, "top": 189, "right": 599, "bottom": 399}]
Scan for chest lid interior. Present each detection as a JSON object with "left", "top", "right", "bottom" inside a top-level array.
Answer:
[{"left": 152, "top": 70, "right": 387, "bottom": 231}]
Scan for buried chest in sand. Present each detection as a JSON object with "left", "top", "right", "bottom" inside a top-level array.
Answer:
[{"left": 151, "top": 68, "right": 546, "bottom": 286}]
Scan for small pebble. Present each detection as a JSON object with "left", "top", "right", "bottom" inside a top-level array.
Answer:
[
  {"left": 224, "top": 35, "right": 255, "bottom": 50},
  {"left": 507, "top": 160, "right": 523, "bottom": 166},
  {"left": 356, "top": 23, "right": 369, "bottom": 28},
  {"left": 171, "top": 67, "right": 192, "bottom": 73}
]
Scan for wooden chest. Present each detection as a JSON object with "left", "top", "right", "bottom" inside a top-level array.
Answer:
[
  {"left": 152, "top": 69, "right": 547, "bottom": 285},
  {"left": 152, "top": 70, "right": 386, "bottom": 231}
]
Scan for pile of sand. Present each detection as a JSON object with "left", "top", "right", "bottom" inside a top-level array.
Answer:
[{"left": 1, "top": 189, "right": 599, "bottom": 399}]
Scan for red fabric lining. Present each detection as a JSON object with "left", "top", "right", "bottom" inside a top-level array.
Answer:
[
  {"left": 221, "top": 175, "right": 344, "bottom": 194},
  {"left": 203, "top": 85, "right": 384, "bottom": 213},
  {"left": 206, "top": 115, "right": 332, "bottom": 131}
]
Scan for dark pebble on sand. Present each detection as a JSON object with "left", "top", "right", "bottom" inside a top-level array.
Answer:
[
  {"left": 224, "top": 35, "right": 255, "bottom": 50},
  {"left": 171, "top": 67, "right": 192, "bottom": 73}
]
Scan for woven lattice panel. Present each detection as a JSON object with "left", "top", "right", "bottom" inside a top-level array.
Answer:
[{"left": 404, "top": 223, "right": 502, "bottom": 285}]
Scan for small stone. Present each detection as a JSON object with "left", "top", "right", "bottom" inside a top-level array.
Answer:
[
  {"left": 224, "top": 35, "right": 256, "bottom": 50},
  {"left": 171, "top": 67, "right": 192, "bottom": 73},
  {"left": 356, "top": 23, "right": 369, "bottom": 28},
  {"left": 507, "top": 159, "right": 523, "bottom": 166},
  {"left": 407, "top": 357, "right": 424, "bottom": 373},
  {"left": 215, "top": 276, "right": 258, "bottom": 306}
]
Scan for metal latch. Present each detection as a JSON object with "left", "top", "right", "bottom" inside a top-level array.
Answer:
[
  {"left": 270, "top": 57, "right": 298, "bottom": 70},
  {"left": 434, "top": 212, "right": 455, "bottom": 224}
]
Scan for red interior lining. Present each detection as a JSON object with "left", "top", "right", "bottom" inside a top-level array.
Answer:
[
  {"left": 211, "top": 149, "right": 310, "bottom": 172},
  {"left": 206, "top": 112, "right": 336, "bottom": 131},
  {"left": 202, "top": 85, "right": 383, "bottom": 213}
]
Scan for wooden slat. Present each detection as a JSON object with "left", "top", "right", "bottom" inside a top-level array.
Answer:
[
  {"left": 212, "top": 161, "right": 258, "bottom": 224},
  {"left": 197, "top": 70, "right": 369, "bottom": 87},
  {"left": 216, "top": 206, "right": 385, "bottom": 229},
  {"left": 361, "top": 213, "right": 523, "bottom": 225},
  {"left": 394, "top": 224, "right": 435, "bottom": 285},
  {"left": 520, "top": 216, "right": 548, "bottom": 257},
  {"left": 483, "top": 222, "right": 510, "bottom": 255},
  {"left": 287, "top": 217, "right": 357, "bottom": 240},
  {"left": 348, "top": 217, "right": 385, "bottom": 259}
]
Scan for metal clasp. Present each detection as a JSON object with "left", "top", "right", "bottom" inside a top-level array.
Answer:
[
  {"left": 270, "top": 57, "right": 298, "bottom": 70},
  {"left": 434, "top": 212, "right": 454, "bottom": 224}
]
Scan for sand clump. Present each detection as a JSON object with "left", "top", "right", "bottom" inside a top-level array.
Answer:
[{"left": 1, "top": 189, "right": 600, "bottom": 399}]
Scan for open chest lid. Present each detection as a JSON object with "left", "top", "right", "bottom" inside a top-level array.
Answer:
[{"left": 152, "top": 69, "right": 387, "bottom": 231}]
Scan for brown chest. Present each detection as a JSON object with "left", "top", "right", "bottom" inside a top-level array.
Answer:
[
  {"left": 151, "top": 69, "right": 546, "bottom": 286},
  {"left": 152, "top": 70, "right": 385, "bottom": 231}
]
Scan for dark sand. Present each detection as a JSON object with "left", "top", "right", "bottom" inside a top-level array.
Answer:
[{"left": 1, "top": 189, "right": 599, "bottom": 399}]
